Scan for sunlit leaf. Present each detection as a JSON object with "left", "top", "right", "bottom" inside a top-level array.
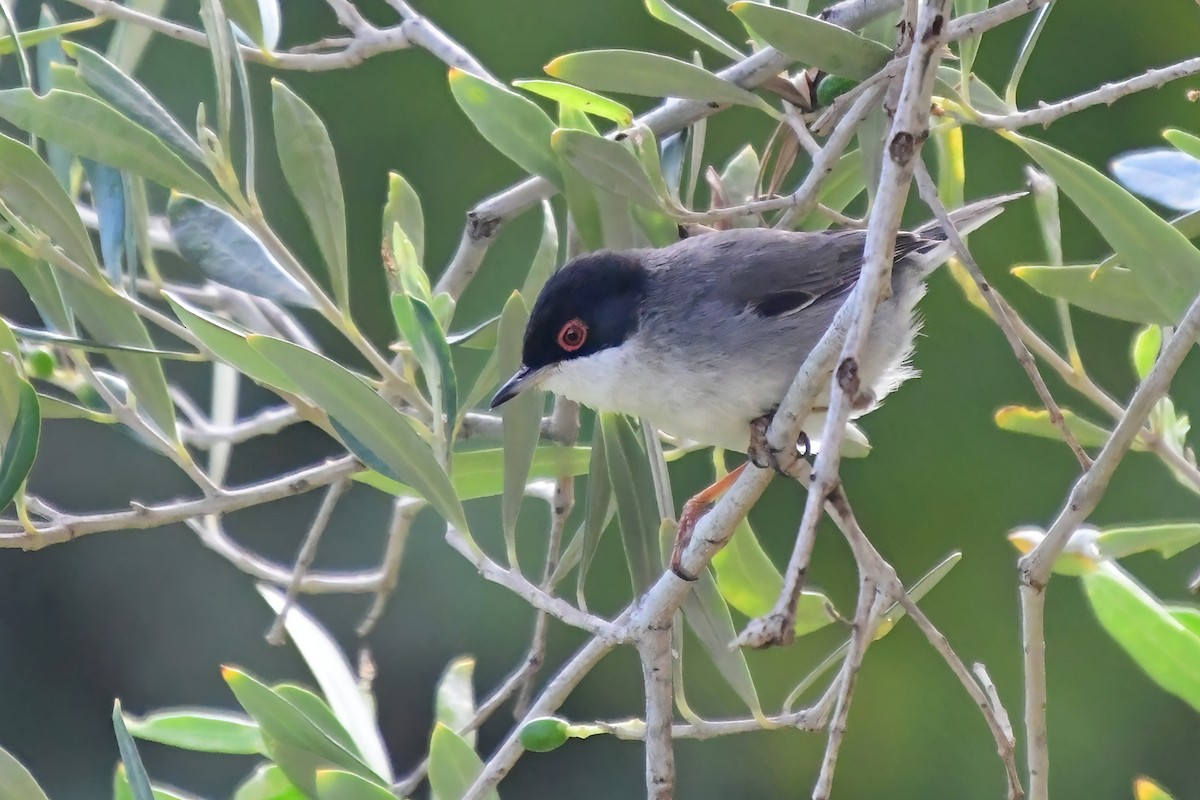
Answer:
[
  {"left": 1096, "top": 523, "right": 1200, "bottom": 560},
  {"left": 994, "top": 404, "right": 1126, "bottom": 450},
  {"left": 1134, "top": 776, "right": 1178, "bottom": 800},
  {"left": 227, "top": 0, "right": 281, "bottom": 51},
  {"left": 449, "top": 68, "right": 562, "bottom": 189},
  {"left": 0, "top": 89, "right": 217, "bottom": 201},
  {"left": 1082, "top": 562, "right": 1200, "bottom": 713},
  {"left": 557, "top": 104, "right": 604, "bottom": 251},
  {"left": 551, "top": 128, "right": 662, "bottom": 209},
  {"left": 428, "top": 723, "right": 498, "bottom": 800},
  {"left": 165, "top": 294, "right": 298, "bottom": 392},
  {"left": 198, "top": 0, "right": 235, "bottom": 144},
  {"left": 1110, "top": 149, "right": 1200, "bottom": 213},
  {"left": 0, "top": 16, "right": 101, "bottom": 56},
  {"left": 0, "top": 235, "right": 68, "bottom": 332},
  {"left": 577, "top": 423, "right": 613, "bottom": 601},
  {"left": 272, "top": 685, "right": 358, "bottom": 758},
  {"left": 315, "top": 770, "right": 395, "bottom": 800},
  {"left": 521, "top": 200, "right": 559, "bottom": 300},
  {"left": 546, "top": 49, "right": 777, "bottom": 116},
  {"left": 1132, "top": 325, "right": 1161, "bottom": 381},
  {"left": 512, "top": 80, "right": 633, "bottom": 126},
  {"left": 168, "top": 194, "right": 315, "bottom": 308},
  {"left": 1011, "top": 133, "right": 1200, "bottom": 322},
  {"left": 383, "top": 171, "right": 424, "bottom": 267},
  {"left": 0, "top": 363, "right": 41, "bottom": 511},
  {"left": 1011, "top": 264, "right": 1171, "bottom": 325},
  {"left": 436, "top": 657, "right": 477, "bottom": 747},
  {"left": 233, "top": 763, "right": 306, "bottom": 800},
  {"left": 123, "top": 708, "right": 264, "bottom": 755},
  {"left": 106, "top": 0, "right": 167, "bottom": 74},
  {"left": 257, "top": 586, "right": 392, "bottom": 780},
  {"left": 1169, "top": 606, "right": 1200, "bottom": 638},
  {"left": 272, "top": 80, "right": 349, "bottom": 310},
  {"left": 64, "top": 42, "right": 204, "bottom": 163},
  {"left": 729, "top": 2, "right": 890, "bottom": 80}
]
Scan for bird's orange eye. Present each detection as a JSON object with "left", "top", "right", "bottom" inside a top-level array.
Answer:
[{"left": 557, "top": 318, "right": 588, "bottom": 352}]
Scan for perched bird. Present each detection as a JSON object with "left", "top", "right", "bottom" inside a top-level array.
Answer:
[{"left": 492, "top": 193, "right": 1020, "bottom": 577}]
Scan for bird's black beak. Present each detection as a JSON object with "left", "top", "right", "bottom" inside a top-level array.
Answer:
[{"left": 490, "top": 365, "right": 546, "bottom": 408}]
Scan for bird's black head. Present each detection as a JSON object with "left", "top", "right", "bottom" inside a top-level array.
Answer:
[
  {"left": 490, "top": 250, "right": 648, "bottom": 409},
  {"left": 522, "top": 250, "right": 648, "bottom": 372}
]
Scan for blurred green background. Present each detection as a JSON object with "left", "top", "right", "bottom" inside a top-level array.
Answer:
[{"left": 1, "top": 0, "right": 1198, "bottom": 797}]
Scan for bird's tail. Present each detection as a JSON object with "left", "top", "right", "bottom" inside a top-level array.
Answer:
[{"left": 906, "top": 190, "right": 1027, "bottom": 276}]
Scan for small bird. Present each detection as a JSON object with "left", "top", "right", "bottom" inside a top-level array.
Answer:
[{"left": 492, "top": 193, "right": 1019, "bottom": 576}]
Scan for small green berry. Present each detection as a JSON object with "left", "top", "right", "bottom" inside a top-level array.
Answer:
[
  {"left": 26, "top": 348, "right": 56, "bottom": 379},
  {"left": 816, "top": 75, "right": 859, "bottom": 108},
  {"left": 519, "top": 716, "right": 570, "bottom": 753}
]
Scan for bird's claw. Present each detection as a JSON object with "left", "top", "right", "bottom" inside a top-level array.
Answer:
[
  {"left": 670, "top": 497, "right": 712, "bottom": 582},
  {"left": 747, "top": 413, "right": 810, "bottom": 478}
]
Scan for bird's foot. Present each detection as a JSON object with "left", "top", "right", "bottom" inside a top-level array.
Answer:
[
  {"left": 747, "top": 412, "right": 810, "bottom": 479},
  {"left": 669, "top": 462, "right": 750, "bottom": 581}
]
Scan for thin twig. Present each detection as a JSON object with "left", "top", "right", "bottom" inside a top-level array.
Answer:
[
  {"left": 912, "top": 162, "right": 1092, "bottom": 470},
  {"left": 357, "top": 498, "right": 423, "bottom": 637},
  {"left": 266, "top": 479, "right": 350, "bottom": 644}
]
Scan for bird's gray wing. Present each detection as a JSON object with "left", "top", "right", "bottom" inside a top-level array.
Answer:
[{"left": 647, "top": 227, "right": 928, "bottom": 318}]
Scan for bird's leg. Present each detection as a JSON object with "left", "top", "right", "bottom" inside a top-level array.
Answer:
[
  {"left": 747, "top": 411, "right": 811, "bottom": 478},
  {"left": 669, "top": 462, "right": 748, "bottom": 582}
]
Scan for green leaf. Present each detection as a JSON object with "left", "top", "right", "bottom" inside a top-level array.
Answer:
[
  {"left": 1011, "top": 264, "right": 1171, "bottom": 325},
  {"left": 0, "top": 232, "right": 69, "bottom": 334},
  {"left": 64, "top": 42, "right": 203, "bottom": 163},
  {"left": 222, "top": 667, "right": 379, "bottom": 787},
  {"left": 0, "top": 367, "right": 40, "bottom": 512},
  {"left": 315, "top": 770, "right": 395, "bottom": 800},
  {"left": 449, "top": 68, "right": 562, "bottom": 189},
  {"left": 1134, "top": 776, "right": 1179, "bottom": 800},
  {"left": 354, "top": 445, "right": 590, "bottom": 501},
  {"left": 717, "top": 143, "right": 759, "bottom": 211},
  {"left": 512, "top": 80, "right": 633, "bottom": 126},
  {"left": 6, "top": 321, "right": 200, "bottom": 360},
  {"left": 113, "top": 767, "right": 202, "bottom": 800},
  {"left": 712, "top": 516, "right": 834, "bottom": 637},
  {"left": 0, "top": 16, "right": 102, "bottom": 56},
  {"left": 545, "top": 49, "right": 778, "bottom": 116},
  {"left": 106, "top": 0, "right": 167, "bottom": 74},
  {"left": 729, "top": 2, "right": 890, "bottom": 80},
  {"left": 0, "top": 90, "right": 217, "bottom": 202},
  {"left": 168, "top": 194, "right": 315, "bottom": 307},
  {"left": 38, "top": 393, "right": 114, "bottom": 423},
  {"left": 0, "top": 131, "right": 98, "bottom": 274},
  {"left": 271, "top": 80, "right": 349, "bottom": 310},
  {"left": 123, "top": 708, "right": 264, "bottom": 755},
  {"left": 435, "top": 656, "right": 477, "bottom": 747},
  {"left": 81, "top": 159, "right": 125, "bottom": 283},
  {"left": 994, "top": 404, "right": 1125, "bottom": 450},
  {"left": 383, "top": 171, "right": 424, "bottom": 266},
  {"left": 446, "top": 315, "right": 499, "bottom": 350},
  {"left": 520, "top": 200, "right": 559, "bottom": 301},
  {"left": 256, "top": 585, "right": 392, "bottom": 780},
  {"left": 557, "top": 104, "right": 604, "bottom": 251},
  {"left": 1009, "top": 133, "right": 1200, "bottom": 323},
  {"left": 0, "top": 743, "right": 50, "bottom": 800},
  {"left": 679, "top": 524, "right": 762, "bottom": 713},
  {"left": 645, "top": 0, "right": 742, "bottom": 60},
  {"left": 272, "top": 685, "right": 359, "bottom": 758},
  {"left": 1169, "top": 606, "right": 1200, "bottom": 638},
  {"left": 389, "top": 224, "right": 431, "bottom": 302},
  {"left": 498, "top": 292, "right": 541, "bottom": 553},
  {"left": 550, "top": 128, "right": 662, "bottom": 210},
  {"left": 1083, "top": 562, "right": 1200, "bottom": 713},
  {"left": 113, "top": 701, "right": 155, "bottom": 800},
  {"left": 392, "top": 293, "right": 457, "bottom": 450},
  {"left": 1132, "top": 325, "right": 1162, "bottom": 380},
  {"left": 428, "top": 723, "right": 499, "bottom": 800},
  {"left": 600, "top": 413, "right": 662, "bottom": 594},
  {"left": 1096, "top": 523, "right": 1200, "bottom": 560},
  {"left": 165, "top": 294, "right": 298, "bottom": 392},
  {"left": 226, "top": 0, "right": 281, "bottom": 51},
  {"left": 234, "top": 763, "right": 306, "bottom": 800},
  {"left": 198, "top": 0, "right": 235, "bottom": 145},
  {"left": 1164, "top": 128, "right": 1200, "bottom": 161},
  {"left": 576, "top": 424, "right": 612, "bottom": 600},
  {"left": 248, "top": 336, "right": 465, "bottom": 529}
]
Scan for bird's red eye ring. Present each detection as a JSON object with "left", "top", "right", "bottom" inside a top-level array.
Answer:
[{"left": 557, "top": 318, "right": 588, "bottom": 352}]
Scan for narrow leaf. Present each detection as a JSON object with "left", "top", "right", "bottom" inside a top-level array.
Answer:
[
  {"left": 512, "top": 80, "right": 633, "bottom": 126},
  {"left": 234, "top": 764, "right": 305, "bottom": 800},
  {"left": 645, "top": 0, "right": 742, "bottom": 60},
  {"left": 1110, "top": 149, "right": 1200, "bottom": 213},
  {"left": 994, "top": 404, "right": 1125, "bottom": 450},
  {"left": 83, "top": 160, "right": 126, "bottom": 282},
  {"left": 1012, "top": 133, "right": 1200, "bottom": 322},
  {"left": 0, "top": 367, "right": 41, "bottom": 511},
  {"left": 64, "top": 42, "right": 204, "bottom": 162},
  {"left": 0, "top": 232, "right": 70, "bottom": 331},
  {"left": 729, "top": 2, "right": 891, "bottom": 80},
  {"left": 315, "top": 770, "right": 395, "bottom": 800},
  {"left": 551, "top": 128, "right": 662, "bottom": 209},
  {"left": 1132, "top": 325, "right": 1162, "bottom": 381},
  {"left": 168, "top": 194, "right": 315, "bottom": 308},
  {"left": 521, "top": 200, "right": 559, "bottom": 300},
  {"left": 498, "top": 292, "right": 541, "bottom": 552},
  {"left": 0, "top": 89, "right": 218, "bottom": 201},
  {"left": 383, "top": 171, "right": 424, "bottom": 266},
  {"left": 1097, "top": 523, "right": 1200, "bottom": 560},
  {"left": 449, "top": 68, "right": 562, "bottom": 189},
  {"left": 0, "top": 743, "right": 50, "bottom": 800},
  {"left": 123, "top": 708, "right": 264, "bottom": 755},
  {"left": 428, "top": 723, "right": 499, "bottom": 800},
  {"left": 272, "top": 80, "right": 349, "bottom": 310},
  {"left": 248, "top": 336, "right": 465, "bottom": 529},
  {"left": 112, "top": 701, "right": 155, "bottom": 800},
  {"left": 198, "top": 0, "right": 235, "bottom": 145},
  {"left": 435, "top": 657, "right": 477, "bottom": 746},
  {"left": 165, "top": 294, "right": 298, "bottom": 392},
  {"left": 1011, "top": 264, "right": 1172, "bottom": 325},
  {"left": 601, "top": 413, "right": 662, "bottom": 594},
  {"left": 546, "top": 49, "right": 778, "bottom": 116},
  {"left": 1083, "top": 563, "right": 1200, "bottom": 713}
]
